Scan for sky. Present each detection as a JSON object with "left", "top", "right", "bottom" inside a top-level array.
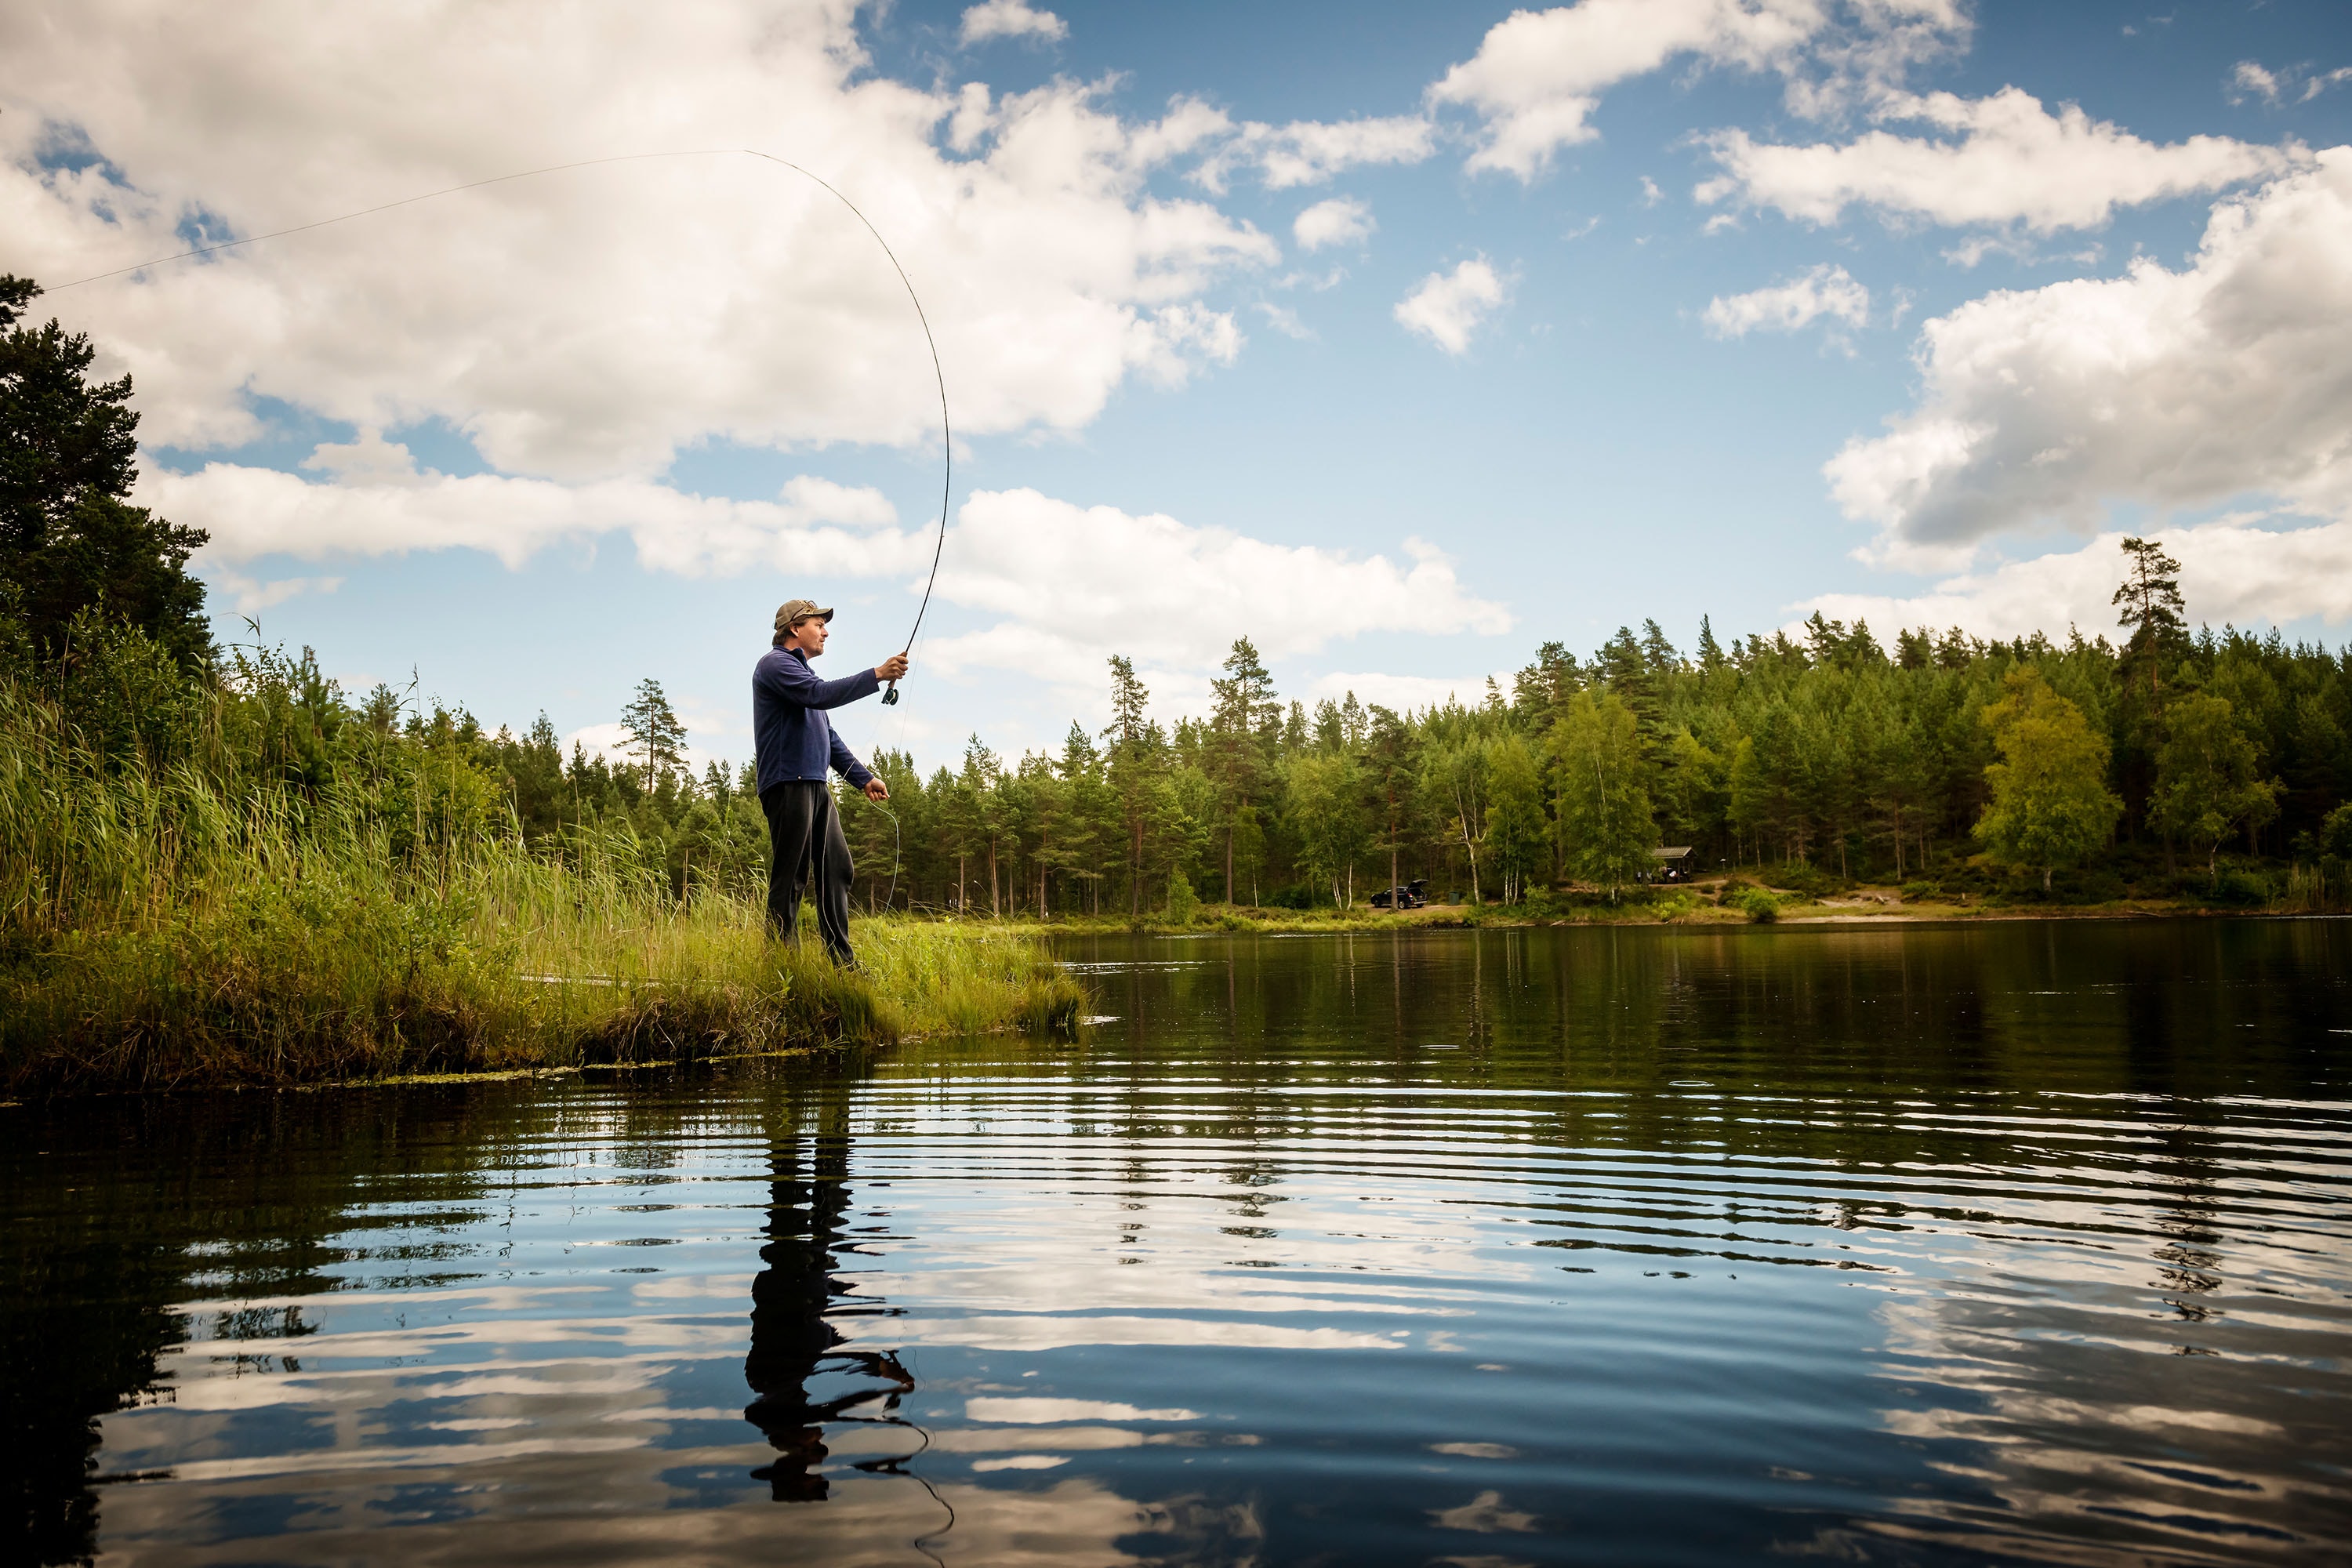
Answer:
[{"left": 8, "top": 0, "right": 2352, "bottom": 776}]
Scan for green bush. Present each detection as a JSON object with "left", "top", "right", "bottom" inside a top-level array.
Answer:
[
  {"left": 1164, "top": 869, "right": 1200, "bottom": 926},
  {"left": 1730, "top": 886, "right": 1783, "bottom": 923},
  {"left": 2201, "top": 868, "right": 2271, "bottom": 908},
  {"left": 1775, "top": 863, "right": 1846, "bottom": 898}
]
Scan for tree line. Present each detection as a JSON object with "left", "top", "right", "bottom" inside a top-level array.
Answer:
[{"left": 520, "top": 543, "right": 2351, "bottom": 916}]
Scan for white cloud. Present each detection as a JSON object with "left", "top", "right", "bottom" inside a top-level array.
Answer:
[
  {"left": 1305, "top": 670, "right": 1505, "bottom": 713},
  {"left": 1252, "top": 301, "right": 1313, "bottom": 340},
  {"left": 1293, "top": 197, "right": 1373, "bottom": 252},
  {"left": 2231, "top": 60, "right": 2352, "bottom": 107},
  {"left": 958, "top": 0, "right": 1066, "bottom": 46},
  {"left": 1430, "top": 0, "right": 1969, "bottom": 180},
  {"left": 139, "top": 451, "right": 927, "bottom": 578},
  {"left": 1799, "top": 517, "right": 2352, "bottom": 640},
  {"left": 1192, "top": 114, "right": 1436, "bottom": 194},
  {"left": 205, "top": 568, "right": 343, "bottom": 618},
  {"left": 7, "top": 3, "right": 1275, "bottom": 481},
  {"left": 1699, "top": 87, "right": 2306, "bottom": 233},
  {"left": 2232, "top": 61, "right": 2285, "bottom": 107},
  {"left": 920, "top": 488, "right": 1513, "bottom": 695},
  {"left": 1704, "top": 263, "right": 1871, "bottom": 336},
  {"left": 1394, "top": 259, "right": 1508, "bottom": 354},
  {"left": 1826, "top": 149, "right": 2352, "bottom": 568}
]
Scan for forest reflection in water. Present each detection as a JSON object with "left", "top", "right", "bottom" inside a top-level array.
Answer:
[{"left": 4, "top": 918, "right": 2349, "bottom": 1565}]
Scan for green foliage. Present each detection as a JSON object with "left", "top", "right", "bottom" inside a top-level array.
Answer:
[
  {"left": 1165, "top": 869, "right": 1200, "bottom": 926},
  {"left": 1548, "top": 689, "right": 1654, "bottom": 898},
  {"left": 1973, "top": 669, "right": 2124, "bottom": 892},
  {"left": 1, "top": 275, "right": 209, "bottom": 666},
  {"left": 2321, "top": 802, "right": 2352, "bottom": 864},
  {"left": 2150, "top": 692, "right": 2282, "bottom": 879},
  {"left": 1483, "top": 733, "right": 1547, "bottom": 904},
  {"left": 1729, "top": 886, "right": 1782, "bottom": 922},
  {"left": 1286, "top": 748, "right": 1370, "bottom": 906}
]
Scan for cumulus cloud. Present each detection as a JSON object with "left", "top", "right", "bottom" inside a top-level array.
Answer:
[
  {"left": 6, "top": 2, "right": 1275, "bottom": 481},
  {"left": 1704, "top": 263, "right": 1871, "bottom": 336},
  {"left": 1430, "top": 0, "right": 1968, "bottom": 180},
  {"left": 958, "top": 0, "right": 1066, "bottom": 46},
  {"left": 1293, "top": 197, "right": 1373, "bottom": 252},
  {"left": 1699, "top": 87, "right": 2305, "bottom": 233},
  {"left": 1825, "top": 149, "right": 2352, "bottom": 568},
  {"left": 1799, "top": 517, "right": 2352, "bottom": 640},
  {"left": 1394, "top": 259, "right": 1509, "bottom": 354},
  {"left": 920, "top": 488, "right": 1513, "bottom": 695},
  {"left": 140, "top": 447, "right": 927, "bottom": 578}
]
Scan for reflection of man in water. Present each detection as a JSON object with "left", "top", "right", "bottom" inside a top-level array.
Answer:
[{"left": 742, "top": 1127, "right": 913, "bottom": 1501}]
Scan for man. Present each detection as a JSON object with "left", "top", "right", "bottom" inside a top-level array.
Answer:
[{"left": 753, "top": 600, "right": 908, "bottom": 964}]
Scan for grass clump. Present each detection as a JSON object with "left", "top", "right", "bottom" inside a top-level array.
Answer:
[{"left": 0, "top": 649, "right": 1082, "bottom": 1095}]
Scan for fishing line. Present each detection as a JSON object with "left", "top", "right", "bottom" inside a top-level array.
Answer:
[{"left": 55, "top": 145, "right": 951, "bottom": 691}]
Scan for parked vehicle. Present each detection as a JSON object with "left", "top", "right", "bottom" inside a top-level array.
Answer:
[{"left": 1368, "top": 879, "right": 1429, "bottom": 910}]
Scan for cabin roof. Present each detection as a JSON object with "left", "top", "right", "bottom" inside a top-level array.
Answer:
[{"left": 1650, "top": 846, "right": 1693, "bottom": 859}]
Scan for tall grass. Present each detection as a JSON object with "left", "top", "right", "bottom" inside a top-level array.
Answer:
[{"left": 0, "top": 672, "right": 1082, "bottom": 1094}]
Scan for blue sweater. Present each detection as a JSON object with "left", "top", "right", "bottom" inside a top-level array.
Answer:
[{"left": 751, "top": 646, "right": 878, "bottom": 794}]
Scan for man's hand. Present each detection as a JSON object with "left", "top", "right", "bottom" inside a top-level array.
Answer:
[
  {"left": 864, "top": 777, "right": 891, "bottom": 803},
  {"left": 875, "top": 652, "right": 909, "bottom": 682}
]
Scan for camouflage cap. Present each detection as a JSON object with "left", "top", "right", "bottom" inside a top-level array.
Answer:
[{"left": 774, "top": 599, "right": 835, "bottom": 633}]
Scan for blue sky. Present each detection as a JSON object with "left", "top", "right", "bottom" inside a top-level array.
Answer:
[{"left": 10, "top": 0, "right": 2352, "bottom": 774}]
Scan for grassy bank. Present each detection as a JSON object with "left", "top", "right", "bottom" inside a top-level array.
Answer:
[{"left": 0, "top": 671, "right": 1083, "bottom": 1095}]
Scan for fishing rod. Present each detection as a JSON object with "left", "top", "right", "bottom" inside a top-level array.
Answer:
[{"left": 52, "top": 146, "right": 952, "bottom": 704}]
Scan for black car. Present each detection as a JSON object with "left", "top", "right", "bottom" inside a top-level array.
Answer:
[{"left": 1368, "top": 878, "right": 1428, "bottom": 910}]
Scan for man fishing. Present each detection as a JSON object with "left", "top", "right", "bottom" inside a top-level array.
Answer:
[{"left": 754, "top": 601, "right": 908, "bottom": 966}]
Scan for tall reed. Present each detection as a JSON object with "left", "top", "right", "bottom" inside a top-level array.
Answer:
[{"left": 0, "top": 673, "right": 1081, "bottom": 1094}]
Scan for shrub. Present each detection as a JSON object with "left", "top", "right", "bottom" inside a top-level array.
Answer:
[
  {"left": 1776, "top": 864, "right": 1846, "bottom": 899},
  {"left": 1730, "top": 887, "right": 1782, "bottom": 923},
  {"left": 1164, "top": 869, "right": 1200, "bottom": 926}
]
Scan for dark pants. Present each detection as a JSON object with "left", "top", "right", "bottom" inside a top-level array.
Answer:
[{"left": 760, "top": 782, "right": 855, "bottom": 964}]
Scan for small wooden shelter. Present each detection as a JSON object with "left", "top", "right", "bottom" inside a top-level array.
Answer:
[{"left": 1646, "top": 846, "right": 1696, "bottom": 884}]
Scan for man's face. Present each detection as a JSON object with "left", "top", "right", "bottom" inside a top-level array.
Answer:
[{"left": 793, "top": 616, "right": 830, "bottom": 655}]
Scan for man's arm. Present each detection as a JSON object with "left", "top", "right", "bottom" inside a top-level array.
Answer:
[
  {"left": 829, "top": 728, "right": 875, "bottom": 791},
  {"left": 753, "top": 651, "right": 882, "bottom": 710}
]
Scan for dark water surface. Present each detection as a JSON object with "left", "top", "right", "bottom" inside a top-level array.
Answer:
[{"left": 7, "top": 920, "right": 2352, "bottom": 1566}]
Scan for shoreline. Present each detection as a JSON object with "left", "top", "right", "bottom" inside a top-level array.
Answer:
[{"left": 942, "top": 895, "right": 2310, "bottom": 937}]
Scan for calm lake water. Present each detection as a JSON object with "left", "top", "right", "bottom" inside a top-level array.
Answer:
[{"left": 7, "top": 920, "right": 2352, "bottom": 1566}]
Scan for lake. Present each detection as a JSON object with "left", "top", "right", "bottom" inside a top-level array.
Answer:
[{"left": 7, "top": 919, "right": 2350, "bottom": 1566}]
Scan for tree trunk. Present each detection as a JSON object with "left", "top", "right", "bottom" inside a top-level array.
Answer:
[
  {"left": 989, "top": 841, "right": 1000, "bottom": 917},
  {"left": 1225, "top": 824, "right": 1234, "bottom": 908}
]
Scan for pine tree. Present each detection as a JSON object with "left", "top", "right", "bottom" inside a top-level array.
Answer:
[
  {"left": 2113, "top": 536, "right": 2187, "bottom": 702},
  {"left": 1103, "top": 655, "right": 1154, "bottom": 917},
  {"left": 1208, "top": 637, "right": 1276, "bottom": 904},
  {"left": 618, "top": 678, "right": 686, "bottom": 790},
  {"left": 0, "top": 275, "right": 210, "bottom": 667}
]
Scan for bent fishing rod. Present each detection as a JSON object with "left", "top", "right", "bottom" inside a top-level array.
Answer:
[{"left": 53, "top": 147, "right": 951, "bottom": 704}]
